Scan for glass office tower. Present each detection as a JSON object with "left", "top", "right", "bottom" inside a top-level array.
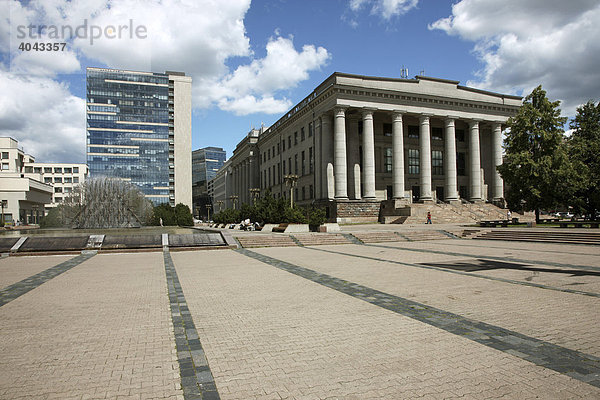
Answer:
[
  {"left": 86, "top": 68, "right": 192, "bottom": 206},
  {"left": 192, "top": 147, "right": 226, "bottom": 185}
]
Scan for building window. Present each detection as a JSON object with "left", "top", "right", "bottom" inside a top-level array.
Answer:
[
  {"left": 34, "top": 167, "right": 42, "bottom": 173},
  {"left": 54, "top": 177, "right": 62, "bottom": 183},
  {"left": 277, "top": 163, "right": 280, "bottom": 183},
  {"left": 54, "top": 167, "right": 62, "bottom": 173},
  {"left": 301, "top": 127, "right": 305, "bottom": 141},
  {"left": 54, "top": 187, "right": 62, "bottom": 193},
  {"left": 302, "top": 186, "right": 306, "bottom": 200},
  {"left": 277, "top": 143, "right": 280, "bottom": 155},
  {"left": 44, "top": 167, "right": 52, "bottom": 173},
  {"left": 263, "top": 153, "right": 266, "bottom": 163},
  {"left": 457, "top": 152, "right": 466, "bottom": 176},
  {"left": 384, "top": 148, "right": 392, "bottom": 172},
  {"left": 268, "top": 149, "right": 271, "bottom": 160},
  {"left": 64, "top": 177, "right": 72, "bottom": 183},
  {"left": 308, "top": 122, "right": 313, "bottom": 137},
  {"left": 268, "top": 168, "right": 271, "bottom": 187},
  {"left": 432, "top": 150, "right": 443, "bottom": 175},
  {"left": 288, "top": 157, "right": 291, "bottom": 175},
  {"left": 309, "top": 185, "right": 314, "bottom": 199},
  {"left": 1, "top": 152, "right": 8, "bottom": 159},
  {"left": 44, "top": 177, "right": 52, "bottom": 183},
  {"left": 283, "top": 162, "right": 286, "bottom": 175},
  {"left": 294, "top": 154, "right": 298, "bottom": 174},
  {"left": 309, "top": 147, "right": 314, "bottom": 173},
  {"left": 272, "top": 145, "right": 275, "bottom": 158},
  {"left": 301, "top": 151, "right": 305, "bottom": 175},
  {"left": 456, "top": 129, "right": 465, "bottom": 142},
  {"left": 288, "top": 136, "right": 291, "bottom": 148},
  {"left": 408, "top": 149, "right": 419, "bottom": 174},
  {"left": 24, "top": 166, "right": 33, "bottom": 173},
  {"left": 408, "top": 125, "right": 419, "bottom": 138},
  {"left": 432, "top": 127, "right": 443, "bottom": 141},
  {"left": 282, "top": 140, "right": 286, "bottom": 152},
  {"left": 295, "top": 188, "right": 298, "bottom": 201},
  {"left": 64, "top": 187, "right": 72, "bottom": 193},
  {"left": 64, "top": 167, "right": 72, "bottom": 173},
  {"left": 294, "top": 132, "right": 298, "bottom": 145},
  {"left": 383, "top": 123, "right": 392, "bottom": 137},
  {"left": 73, "top": 167, "right": 79, "bottom": 173},
  {"left": 55, "top": 197, "right": 62, "bottom": 203},
  {"left": 1, "top": 163, "right": 7, "bottom": 170},
  {"left": 73, "top": 177, "right": 79, "bottom": 183}
]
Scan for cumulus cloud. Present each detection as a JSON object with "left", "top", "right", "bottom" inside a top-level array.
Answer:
[
  {"left": 0, "top": 73, "right": 85, "bottom": 163},
  {"left": 429, "top": 0, "right": 600, "bottom": 116},
  {"left": 0, "top": 0, "right": 331, "bottom": 162},
  {"left": 349, "top": 0, "right": 419, "bottom": 20}
]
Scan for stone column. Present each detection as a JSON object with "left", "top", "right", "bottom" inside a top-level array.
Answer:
[
  {"left": 491, "top": 122, "right": 504, "bottom": 202},
  {"left": 362, "top": 109, "right": 376, "bottom": 199},
  {"left": 333, "top": 107, "right": 348, "bottom": 199},
  {"left": 321, "top": 114, "right": 334, "bottom": 199},
  {"left": 444, "top": 118, "right": 459, "bottom": 201},
  {"left": 419, "top": 115, "right": 433, "bottom": 201},
  {"left": 469, "top": 120, "right": 482, "bottom": 201},
  {"left": 391, "top": 111, "right": 405, "bottom": 199}
]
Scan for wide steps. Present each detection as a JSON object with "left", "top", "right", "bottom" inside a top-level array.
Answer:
[
  {"left": 292, "top": 234, "right": 352, "bottom": 246},
  {"left": 351, "top": 232, "right": 407, "bottom": 243},
  {"left": 474, "top": 230, "right": 600, "bottom": 245},
  {"left": 236, "top": 235, "right": 297, "bottom": 248},
  {"left": 402, "top": 230, "right": 450, "bottom": 241}
]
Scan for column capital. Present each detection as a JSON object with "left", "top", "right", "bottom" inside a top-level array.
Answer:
[
  {"left": 333, "top": 106, "right": 348, "bottom": 117},
  {"left": 391, "top": 110, "right": 406, "bottom": 121},
  {"left": 469, "top": 119, "right": 481, "bottom": 127},
  {"left": 419, "top": 114, "right": 432, "bottom": 123},
  {"left": 361, "top": 107, "right": 376, "bottom": 118}
]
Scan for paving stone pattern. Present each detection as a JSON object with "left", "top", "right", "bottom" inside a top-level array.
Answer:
[
  {"left": 238, "top": 248, "right": 600, "bottom": 389},
  {"left": 0, "top": 252, "right": 95, "bottom": 307},
  {"left": 0, "top": 255, "right": 75, "bottom": 288},
  {"left": 164, "top": 249, "right": 220, "bottom": 400}
]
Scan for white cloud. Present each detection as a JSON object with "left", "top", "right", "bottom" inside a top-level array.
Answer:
[
  {"left": 0, "top": 73, "right": 85, "bottom": 163},
  {"left": 429, "top": 0, "right": 600, "bottom": 116},
  {"left": 349, "top": 0, "right": 419, "bottom": 20},
  {"left": 0, "top": 0, "right": 331, "bottom": 161}
]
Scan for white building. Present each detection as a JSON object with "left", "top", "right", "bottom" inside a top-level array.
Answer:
[{"left": 23, "top": 162, "right": 89, "bottom": 209}]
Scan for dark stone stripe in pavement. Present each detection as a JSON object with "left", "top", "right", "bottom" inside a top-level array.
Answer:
[
  {"left": 237, "top": 248, "right": 600, "bottom": 388},
  {"left": 163, "top": 250, "right": 220, "bottom": 400},
  {"left": 311, "top": 246, "right": 600, "bottom": 298},
  {"left": 0, "top": 251, "right": 96, "bottom": 307},
  {"left": 369, "top": 242, "right": 600, "bottom": 273}
]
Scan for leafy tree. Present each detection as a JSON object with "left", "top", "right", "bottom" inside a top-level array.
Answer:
[
  {"left": 567, "top": 101, "right": 600, "bottom": 219},
  {"left": 174, "top": 203, "right": 194, "bottom": 226},
  {"left": 151, "top": 203, "right": 177, "bottom": 226},
  {"left": 497, "top": 85, "right": 573, "bottom": 222},
  {"left": 306, "top": 206, "right": 327, "bottom": 226}
]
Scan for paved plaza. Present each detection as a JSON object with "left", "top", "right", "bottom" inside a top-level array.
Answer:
[{"left": 1, "top": 231, "right": 600, "bottom": 399}]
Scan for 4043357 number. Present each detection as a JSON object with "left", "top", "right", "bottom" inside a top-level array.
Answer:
[{"left": 18, "top": 42, "right": 67, "bottom": 51}]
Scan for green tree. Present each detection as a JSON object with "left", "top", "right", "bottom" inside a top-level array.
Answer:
[
  {"left": 497, "top": 85, "right": 572, "bottom": 222},
  {"left": 151, "top": 203, "right": 176, "bottom": 226},
  {"left": 567, "top": 101, "right": 600, "bottom": 219},
  {"left": 174, "top": 203, "right": 194, "bottom": 226}
]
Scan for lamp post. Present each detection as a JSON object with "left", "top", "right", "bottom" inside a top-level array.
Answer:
[
  {"left": 205, "top": 204, "right": 212, "bottom": 222},
  {"left": 249, "top": 188, "right": 261, "bottom": 204},
  {"left": 216, "top": 200, "right": 224, "bottom": 212},
  {"left": 283, "top": 174, "right": 299, "bottom": 208},
  {"left": 32, "top": 204, "right": 39, "bottom": 225},
  {"left": 230, "top": 195, "right": 239, "bottom": 210}
]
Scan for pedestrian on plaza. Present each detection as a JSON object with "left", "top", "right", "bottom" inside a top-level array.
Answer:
[
  {"left": 507, "top": 210, "right": 512, "bottom": 221},
  {"left": 159, "top": 217, "right": 163, "bottom": 227},
  {"left": 426, "top": 211, "right": 432, "bottom": 224}
]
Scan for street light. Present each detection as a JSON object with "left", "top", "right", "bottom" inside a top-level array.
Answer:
[
  {"left": 249, "top": 188, "right": 261, "bottom": 204},
  {"left": 32, "top": 204, "right": 39, "bottom": 225},
  {"left": 283, "top": 174, "right": 299, "bottom": 208},
  {"left": 230, "top": 195, "right": 239, "bottom": 210},
  {"left": 216, "top": 200, "right": 224, "bottom": 212},
  {"left": 1, "top": 200, "right": 6, "bottom": 227},
  {"left": 205, "top": 204, "right": 212, "bottom": 222}
]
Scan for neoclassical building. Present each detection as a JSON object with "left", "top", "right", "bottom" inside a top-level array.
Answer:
[{"left": 214, "top": 73, "right": 521, "bottom": 221}]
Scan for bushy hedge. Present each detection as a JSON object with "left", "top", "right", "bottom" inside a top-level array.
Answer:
[
  {"left": 212, "top": 192, "right": 326, "bottom": 226},
  {"left": 150, "top": 203, "right": 194, "bottom": 226}
]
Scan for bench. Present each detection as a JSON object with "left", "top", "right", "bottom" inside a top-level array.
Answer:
[
  {"left": 558, "top": 221, "right": 600, "bottom": 228},
  {"left": 538, "top": 218, "right": 560, "bottom": 223},
  {"left": 480, "top": 220, "right": 510, "bottom": 227},
  {"left": 271, "top": 223, "right": 289, "bottom": 233}
]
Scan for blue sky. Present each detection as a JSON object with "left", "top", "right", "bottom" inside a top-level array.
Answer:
[{"left": 1, "top": 0, "right": 599, "bottom": 163}]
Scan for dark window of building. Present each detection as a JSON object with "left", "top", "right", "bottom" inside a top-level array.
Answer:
[
  {"left": 383, "top": 123, "right": 392, "bottom": 137},
  {"left": 457, "top": 152, "right": 466, "bottom": 176},
  {"left": 358, "top": 121, "right": 363, "bottom": 135},
  {"left": 34, "top": 167, "right": 42, "bottom": 173},
  {"left": 288, "top": 136, "right": 291, "bottom": 148},
  {"left": 54, "top": 187, "right": 62, "bottom": 193},
  {"left": 456, "top": 129, "right": 465, "bottom": 142},
  {"left": 432, "top": 150, "right": 443, "bottom": 175},
  {"left": 309, "top": 185, "right": 314, "bottom": 199},
  {"left": 412, "top": 185, "right": 420, "bottom": 202},
  {"left": 54, "top": 177, "right": 62, "bottom": 183},
  {"left": 408, "top": 125, "right": 419, "bottom": 138},
  {"left": 268, "top": 168, "right": 271, "bottom": 187},
  {"left": 73, "top": 167, "right": 79, "bottom": 173},
  {"left": 277, "top": 163, "right": 281, "bottom": 183},
  {"left": 384, "top": 148, "right": 392, "bottom": 173},
  {"left": 309, "top": 147, "right": 314, "bottom": 173},
  {"left": 64, "top": 177, "right": 72, "bottom": 183},
  {"left": 301, "top": 151, "right": 305, "bottom": 175},
  {"left": 44, "top": 167, "right": 52, "bottom": 173},
  {"left": 301, "top": 127, "right": 305, "bottom": 141},
  {"left": 432, "top": 127, "right": 443, "bottom": 141},
  {"left": 283, "top": 162, "right": 286, "bottom": 175},
  {"left": 294, "top": 132, "right": 298, "bottom": 145},
  {"left": 408, "top": 149, "right": 419, "bottom": 174},
  {"left": 268, "top": 149, "right": 271, "bottom": 160},
  {"left": 288, "top": 157, "right": 291, "bottom": 175},
  {"left": 459, "top": 185, "right": 468, "bottom": 199},
  {"left": 308, "top": 122, "right": 313, "bottom": 137},
  {"left": 294, "top": 154, "right": 298, "bottom": 174},
  {"left": 54, "top": 167, "right": 62, "bottom": 173},
  {"left": 277, "top": 143, "right": 280, "bottom": 155},
  {"left": 44, "top": 177, "right": 52, "bottom": 183},
  {"left": 263, "top": 153, "right": 266, "bottom": 163},
  {"left": 295, "top": 188, "right": 298, "bottom": 201},
  {"left": 1, "top": 152, "right": 8, "bottom": 159},
  {"left": 73, "top": 177, "right": 79, "bottom": 183},
  {"left": 64, "top": 167, "right": 72, "bottom": 173},
  {"left": 282, "top": 140, "right": 285, "bottom": 152},
  {"left": 302, "top": 186, "right": 306, "bottom": 200},
  {"left": 24, "top": 166, "right": 33, "bottom": 173},
  {"left": 272, "top": 145, "right": 275, "bottom": 157}
]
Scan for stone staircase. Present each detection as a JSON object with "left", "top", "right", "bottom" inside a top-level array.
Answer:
[
  {"left": 351, "top": 231, "right": 407, "bottom": 244},
  {"left": 401, "top": 230, "right": 451, "bottom": 241},
  {"left": 473, "top": 230, "right": 600, "bottom": 245},
  {"left": 235, "top": 234, "right": 297, "bottom": 248},
  {"left": 291, "top": 233, "right": 352, "bottom": 246},
  {"left": 397, "top": 202, "right": 532, "bottom": 225}
]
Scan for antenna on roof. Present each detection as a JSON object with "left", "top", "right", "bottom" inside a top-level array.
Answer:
[
  {"left": 419, "top": 69, "right": 425, "bottom": 76},
  {"left": 400, "top": 66, "right": 409, "bottom": 79}
]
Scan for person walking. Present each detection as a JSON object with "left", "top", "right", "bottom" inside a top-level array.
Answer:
[
  {"left": 507, "top": 210, "right": 512, "bottom": 221},
  {"left": 426, "top": 211, "right": 432, "bottom": 224}
]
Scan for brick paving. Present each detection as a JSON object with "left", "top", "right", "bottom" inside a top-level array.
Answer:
[{"left": 0, "top": 234, "right": 599, "bottom": 399}]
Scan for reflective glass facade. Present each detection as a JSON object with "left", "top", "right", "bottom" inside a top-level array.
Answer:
[
  {"left": 192, "top": 147, "right": 226, "bottom": 185},
  {"left": 86, "top": 68, "right": 170, "bottom": 204}
]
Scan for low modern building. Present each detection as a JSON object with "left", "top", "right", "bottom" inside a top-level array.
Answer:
[
  {"left": 23, "top": 162, "right": 89, "bottom": 209},
  {"left": 86, "top": 67, "right": 192, "bottom": 209},
  {"left": 0, "top": 137, "right": 52, "bottom": 224},
  {"left": 220, "top": 73, "right": 521, "bottom": 222}
]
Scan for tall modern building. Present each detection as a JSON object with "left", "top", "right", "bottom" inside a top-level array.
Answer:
[
  {"left": 191, "top": 146, "right": 226, "bottom": 218},
  {"left": 86, "top": 67, "right": 192, "bottom": 208}
]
